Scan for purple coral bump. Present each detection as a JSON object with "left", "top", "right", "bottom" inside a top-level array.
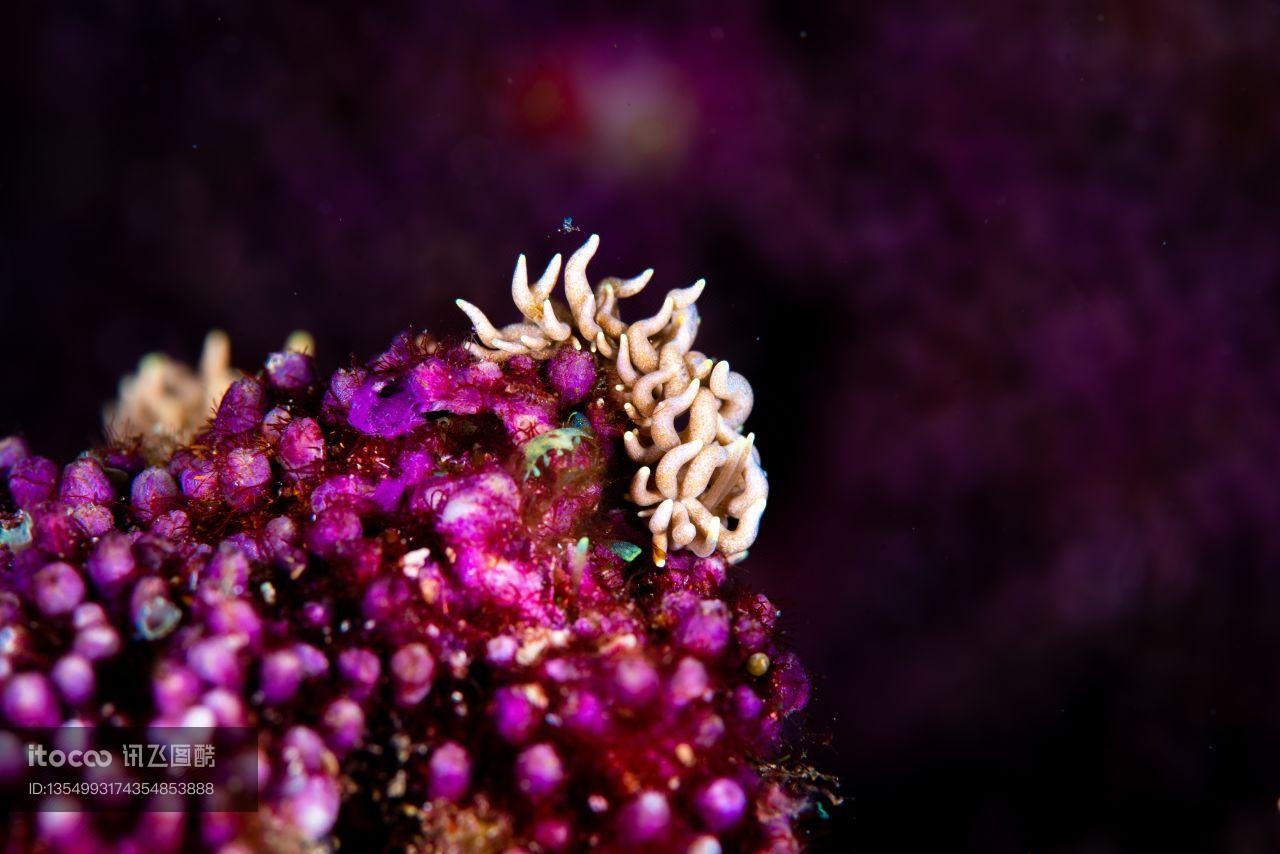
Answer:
[
  {"left": 619, "top": 790, "right": 672, "bottom": 843},
  {"left": 85, "top": 533, "right": 136, "bottom": 591},
  {"left": 8, "top": 456, "right": 58, "bottom": 509},
  {"left": 427, "top": 741, "right": 471, "bottom": 802},
  {"left": 492, "top": 684, "right": 541, "bottom": 743},
  {"left": 32, "top": 562, "right": 86, "bottom": 616},
  {"left": 696, "top": 777, "right": 749, "bottom": 832},
  {"left": 322, "top": 698, "right": 365, "bottom": 754},
  {"left": 266, "top": 351, "right": 316, "bottom": 392},
  {"left": 51, "top": 654, "right": 95, "bottom": 706},
  {"left": 677, "top": 599, "right": 733, "bottom": 658},
  {"left": 59, "top": 458, "right": 115, "bottom": 505},
  {"left": 130, "top": 466, "right": 179, "bottom": 521},
  {"left": 546, "top": 346, "right": 596, "bottom": 405},
  {"left": 0, "top": 436, "right": 30, "bottom": 471},
  {"left": 279, "top": 417, "right": 325, "bottom": 471},
  {"left": 260, "top": 649, "right": 304, "bottom": 704},
  {"left": 391, "top": 642, "right": 435, "bottom": 706},
  {"left": 515, "top": 743, "right": 564, "bottom": 800},
  {"left": 214, "top": 378, "right": 266, "bottom": 434},
  {"left": 337, "top": 647, "right": 381, "bottom": 700},
  {"left": 3, "top": 673, "right": 61, "bottom": 728}
]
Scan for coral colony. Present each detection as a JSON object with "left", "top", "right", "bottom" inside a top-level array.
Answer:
[{"left": 0, "top": 236, "right": 815, "bottom": 851}]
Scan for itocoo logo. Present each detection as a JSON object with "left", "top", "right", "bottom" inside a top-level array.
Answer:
[{"left": 26, "top": 744, "right": 113, "bottom": 767}]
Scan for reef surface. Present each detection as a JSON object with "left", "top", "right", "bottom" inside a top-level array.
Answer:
[{"left": 0, "top": 255, "right": 815, "bottom": 851}]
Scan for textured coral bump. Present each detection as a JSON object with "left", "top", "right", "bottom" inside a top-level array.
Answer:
[
  {"left": 457, "top": 234, "right": 767, "bottom": 566},
  {"left": 0, "top": 241, "right": 815, "bottom": 851}
]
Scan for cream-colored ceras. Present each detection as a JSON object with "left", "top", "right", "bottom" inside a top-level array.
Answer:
[
  {"left": 456, "top": 234, "right": 767, "bottom": 566},
  {"left": 106, "top": 330, "right": 314, "bottom": 461}
]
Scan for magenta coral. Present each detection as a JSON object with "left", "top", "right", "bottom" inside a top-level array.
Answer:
[{"left": 0, "top": 318, "right": 815, "bottom": 849}]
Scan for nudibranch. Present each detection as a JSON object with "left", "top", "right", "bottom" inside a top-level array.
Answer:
[{"left": 456, "top": 234, "right": 767, "bottom": 566}]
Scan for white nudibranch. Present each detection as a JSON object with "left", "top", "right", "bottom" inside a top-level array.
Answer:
[{"left": 456, "top": 234, "right": 767, "bottom": 565}]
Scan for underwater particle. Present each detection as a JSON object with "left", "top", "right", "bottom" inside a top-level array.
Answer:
[{"left": 747, "top": 652, "right": 771, "bottom": 677}]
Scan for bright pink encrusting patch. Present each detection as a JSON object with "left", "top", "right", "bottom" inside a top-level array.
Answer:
[{"left": 0, "top": 331, "right": 815, "bottom": 850}]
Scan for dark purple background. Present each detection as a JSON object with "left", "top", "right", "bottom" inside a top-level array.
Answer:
[{"left": 5, "top": 2, "right": 1280, "bottom": 850}]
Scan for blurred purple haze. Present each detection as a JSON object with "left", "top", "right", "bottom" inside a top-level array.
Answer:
[{"left": 4, "top": 1, "right": 1280, "bottom": 849}]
